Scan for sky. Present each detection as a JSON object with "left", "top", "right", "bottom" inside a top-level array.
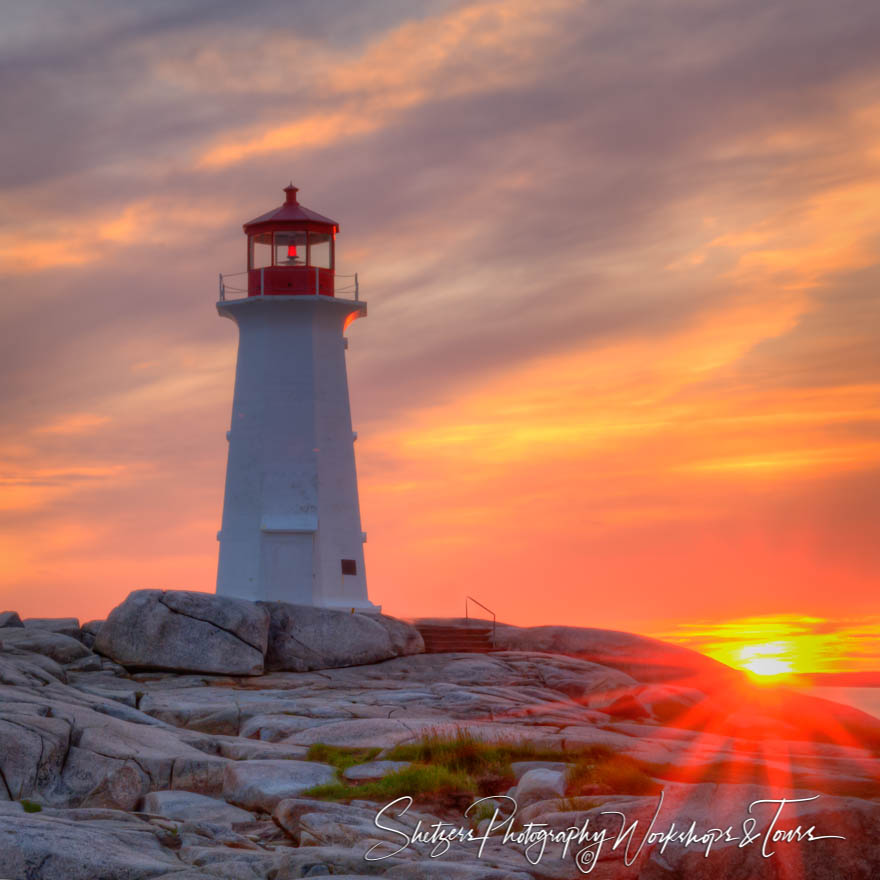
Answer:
[{"left": 1, "top": 0, "right": 879, "bottom": 673}]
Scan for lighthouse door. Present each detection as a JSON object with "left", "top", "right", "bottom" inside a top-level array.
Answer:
[{"left": 259, "top": 533, "right": 314, "bottom": 603}]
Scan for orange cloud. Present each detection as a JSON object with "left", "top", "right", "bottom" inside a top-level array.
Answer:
[
  {"left": 0, "top": 194, "right": 236, "bottom": 273},
  {"left": 35, "top": 413, "right": 111, "bottom": 435},
  {"left": 196, "top": 0, "right": 572, "bottom": 168}
]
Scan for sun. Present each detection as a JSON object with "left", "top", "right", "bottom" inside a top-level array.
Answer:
[
  {"left": 738, "top": 641, "right": 794, "bottom": 680},
  {"left": 743, "top": 657, "right": 793, "bottom": 677}
]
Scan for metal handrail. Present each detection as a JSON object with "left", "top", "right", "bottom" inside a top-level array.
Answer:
[
  {"left": 219, "top": 270, "right": 358, "bottom": 302},
  {"left": 464, "top": 596, "right": 496, "bottom": 647}
]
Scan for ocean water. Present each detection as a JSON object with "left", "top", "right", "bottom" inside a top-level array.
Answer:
[{"left": 799, "top": 686, "right": 880, "bottom": 720}]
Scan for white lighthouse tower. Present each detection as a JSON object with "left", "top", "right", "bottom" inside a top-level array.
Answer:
[{"left": 215, "top": 184, "right": 377, "bottom": 612}]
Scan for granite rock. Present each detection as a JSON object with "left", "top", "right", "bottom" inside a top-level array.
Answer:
[
  {"left": 95, "top": 589, "right": 269, "bottom": 675},
  {"left": 261, "top": 602, "right": 423, "bottom": 672}
]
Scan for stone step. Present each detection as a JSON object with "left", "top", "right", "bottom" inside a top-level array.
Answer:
[{"left": 416, "top": 623, "right": 496, "bottom": 654}]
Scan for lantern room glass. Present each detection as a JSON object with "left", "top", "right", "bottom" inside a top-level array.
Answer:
[
  {"left": 274, "top": 230, "right": 307, "bottom": 266},
  {"left": 309, "top": 232, "right": 333, "bottom": 269},
  {"left": 249, "top": 232, "right": 272, "bottom": 269}
]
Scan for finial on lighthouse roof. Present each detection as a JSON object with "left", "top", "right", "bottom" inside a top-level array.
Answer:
[{"left": 284, "top": 183, "right": 299, "bottom": 205}]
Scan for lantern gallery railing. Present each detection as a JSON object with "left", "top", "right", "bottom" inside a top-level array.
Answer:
[{"left": 218, "top": 270, "right": 359, "bottom": 301}]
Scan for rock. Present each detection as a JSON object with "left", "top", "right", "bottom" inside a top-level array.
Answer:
[
  {"left": 0, "top": 611, "right": 23, "bottom": 628},
  {"left": 177, "top": 846, "right": 282, "bottom": 879},
  {"left": 595, "top": 683, "right": 707, "bottom": 723},
  {"left": 65, "top": 654, "right": 104, "bottom": 672},
  {"left": 95, "top": 589, "right": 269, "bottom": 675},
  {"left": 375, "top": 614, "right": 425, "bottom": 656},
  {"left": 287, "top": 718, "right": 418, "bottom": 749},
  {"left": 388, "top": 867, "right": 534, "bottom": 879},
  {"left": 81, "top": 619, "right": 104, "bottom": 635},
  {"left": 239, "top": 713, "right": 329, "bottom": 741},
  {"left": 141, "top": 790, "right": 254, "bottom": 826},
  {"left": 1, "top": 609, "right": 879, "bottom": 878},
  {"left": 55, "top": 746, "right": 133, "bottom": 807},
  {"left": 0, "top": 811, "right": 185, "bottom": 880},
  {"left": 261, "top": 602, "right": 421, "bottom": 672},
  {"left": 510, "top": 760, "right": 569, "bottom": 780},
  {"left": 43, "top": 698, "right": 225, "bottom": 798},
  {"left": 23, "top": 617, "right": 81, "bottom": 638},
  {"left": 0, "top": 650, "right": 67, "bottom": 686},
  {"left": 513, "top": 768, "right": 567, "bottom": 807},
  {"left": 0, "top": 627, "right": 92, "bottom": 664},
  {"left": 274, "top": 844, "right": 412, "bottom": 878},
  {"left": 274, "top": 796, "right": 414, "bottom": 849},
  {"left": 153, "top": 873, "right": 220, "bottom": 880},
  {"left": 491, "top": 622, "right": 741, "bottom": 686},
  {"left": 81, "top": 761, "right": 151, "bottom": 811},
  {"left": 80, "top": 619, "right": 104, "bottom": 649},
  {"left": 638, "top": 786, "right": 880, "bottom": 880},
  {"left": 0, "top": 713, "right": 71, "bottom": 801},
  {"left": 342, "top": 760, "right": 410, "bottom": 781},
  {"left": 222, "top": 759, "right": 337, "bottom": 811},
  {"left": 170, "top": 755, "right": 230, "bottom": 797},
  {"left": 215, "top": 738, "right": 309, "bottom": 761}
]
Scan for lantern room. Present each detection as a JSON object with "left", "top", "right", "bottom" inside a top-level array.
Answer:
[{"left": 243, "top": 184, "right": 338, "bottom": 297}]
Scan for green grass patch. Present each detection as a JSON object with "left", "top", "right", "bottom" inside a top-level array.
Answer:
[
  {"left": 20, "top": 800, "right": 42, "bottom": 813},
  {"left": 566, "top": 753, "right": 661, "bottom": 797},
  {"left": 385, "top": 728, "right": 592, "bottom": 775},
  {"left": 303, "top": 731, "right": 659, "bottom": 805},
  {"left": 555, "top": 795, "right": 603, "bottom": 813},
  {"left": 304, "top": 764, "right": 475, "bottom": 802},
  {"left": 305, "top": 743, "right": 381, "bottom": 772}
]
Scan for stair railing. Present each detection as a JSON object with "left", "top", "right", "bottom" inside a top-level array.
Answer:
[{"left": 464, "top": 596, "right": 496, "bottom": 648}]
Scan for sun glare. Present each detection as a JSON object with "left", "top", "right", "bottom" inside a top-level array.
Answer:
[
  {"left": 743, "top": 657, "right": 793, "bottom": 677},
  {"left": 653, "top": 615, "right": 880, "bottom": 678},
  {"left": 738, "top": 641, "right": 794, "bottom": 680}
]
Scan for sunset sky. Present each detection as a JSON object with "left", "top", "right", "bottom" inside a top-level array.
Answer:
[{"left": 1, "top": 0, "right": 879, "bottom": 673}]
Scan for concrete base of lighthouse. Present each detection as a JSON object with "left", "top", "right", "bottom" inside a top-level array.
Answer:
[{"left": 215, "top": 294, "right": 379, "bottom": 613}]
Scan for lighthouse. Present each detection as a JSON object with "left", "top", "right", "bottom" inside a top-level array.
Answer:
[{"left": 215, "top": 184, "right": 378, "bottom": 612}]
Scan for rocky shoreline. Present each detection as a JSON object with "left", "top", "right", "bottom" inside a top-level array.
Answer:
[{"left": 1, "top": 592, "right": 878, "bottom": 879}]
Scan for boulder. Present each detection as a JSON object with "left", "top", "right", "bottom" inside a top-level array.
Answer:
[
  {"left": 0, "top": 811, "right": 184, "bottom": 880},
  {"left": 80, "top": 619, "right": 104, "bottom": 649},
  {"left": 141, "top": 790, "right": 254, "bottom": 826},
  {"left": 274, "top": 797, "right": 396, "bottom": 845},
  {"left": 239, "top": 713, "right": 329, "bottom": 741},
  {"left": 491, "top": 622, "right": 741, "bottom": 686},
  {"left": 80, "top": 761, "right": 151, "bottom": 812},
  {"left": 287, "top": 718, "right": 418, "bottom": 749},
  {"left": 260, "top": 602, "right": 422, "bottom": 672},
  {"left": 23, "top": 617, "right": 81, "bottom": 638},
  {"left": 274, "top": 844, "right": 413, "bottom": 878},
  {"left": 513, "top": 768, "right": 567, "bottom": 807},
  {"left": 0, "top": 611, "right": 23, "bottom": 628},
  {"left": 510, "top": 760, "right": 569, "bottom": 780},
  {"left": 222, "top": 759, "right": 337, "bottom": 812},
  {"left": 0, "top": 628, "right": 92, "bottom": 664},
  {"left": 375, "top": 615, "right": 425, "bottom": 656},
  {"left": 215, "top": 739, "right": 309, "bottom": 761},
  {"left": 0, "top": 714, "right": 71, "bottom": 801},
  {"left": 95, "top": 590, "right": 269, "bottom": 675},
  {"left": 0, "top": 651, "right": 67, "bottom": 687},
  {"left": 170, "top": 755, "right": 230, "bottom": 797}
]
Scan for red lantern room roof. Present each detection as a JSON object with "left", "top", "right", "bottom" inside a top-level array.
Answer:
[{"left": 243, "top": 184, "right": 339, "bottom": 234}]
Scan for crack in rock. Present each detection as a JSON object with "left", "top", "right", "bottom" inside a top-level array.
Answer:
[{"left": 157, "top": 594, "right": 265, "bottom": 655}]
